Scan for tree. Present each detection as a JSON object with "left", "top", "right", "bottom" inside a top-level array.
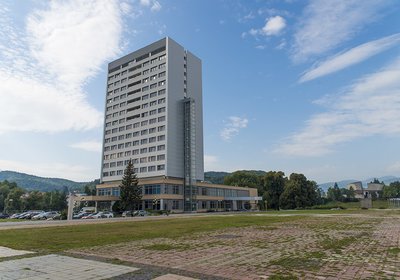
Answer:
[
  {"left": 327, "top": 183, "right": 341, "bottom": 201},
  {"left": 382, "top": 181, "right": 400, "bottom": 198},
  {"left": 279, "top": 173, "right": 319, "bottom": 209},
  {"left": 119, "top": 159, "right": 142, "bottom": 210},
  {"left": 263, "top": 171, "right": 286, "bottom": 210},
  {"left": 223, "top": 170, "right": 264, "bottom": 197},
  {"left": 4, "top": 187, "right": 25, "bottom": 213}
]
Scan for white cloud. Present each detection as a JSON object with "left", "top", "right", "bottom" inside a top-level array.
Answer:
[
  {"left": 140, "top": 0, "right": 161, "bottom": 12},
  {"left": 0, "top": 1, "right": 125, "bottom": 134},
  {"left": 300, "top": 33, "right": 400, "bottom": 82},
  {"left": 292, "top": 0, "right": 390, "bottom": 62},
  {"left": 0, "top": 159, "right": 97, "bottom": 181},
  {"left": 70, "top": 141, "right": 102, "bottom": 153},
  {"left": 248, "top": 16, "right": 286, "bottom": 38},
  {"left": 151, "top": 1, "right": 162, "bottom": 12},
  {"left": 262, "top": 16, "right": 286, "bottom": 36},
  {"left": 220, "top": 116, "right": 248, "bottom": 141},
  {"left": 139, "top": 0, "right": 151, "bottom": 7},
  {"left": 276, "top": 57, "right": 400, "bottom": 156},
  {"left": 26, "top": 0, "right": 123, "bottom": 87}
]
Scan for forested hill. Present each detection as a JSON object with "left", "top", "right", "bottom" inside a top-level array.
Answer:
[
  {"left": 204, "top": 170, "right": 267, "bottom": 185},
  {"left": 0, "top": 170, "right": 90, "bottom": 192}
]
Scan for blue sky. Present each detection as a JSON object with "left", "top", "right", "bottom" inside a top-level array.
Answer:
[{"left": 0, "top": 0, "right": 399, "bottom": 183}]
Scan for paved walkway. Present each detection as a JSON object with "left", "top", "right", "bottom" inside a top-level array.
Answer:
[
  {"left": 0, "top": 247, "right": 33, "bottom": 258},
  {"left": 0, "top": 254, "right": 138, "bottom": 280}
]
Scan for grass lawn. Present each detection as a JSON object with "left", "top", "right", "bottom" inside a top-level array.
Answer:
[{"left": 0, "top": 214, "right": 305, "bottom": 252}]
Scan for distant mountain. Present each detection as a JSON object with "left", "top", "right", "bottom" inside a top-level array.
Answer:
[
  {"left": 0, "top": 170, "right": 90, "bottom": 192},
  {"left": 318, "top": 176, "right": 400, "bottom": 192}
]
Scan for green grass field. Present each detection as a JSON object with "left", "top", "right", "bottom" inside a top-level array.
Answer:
[{"left": 0, "top": 214, "right": 305, "bottom": 252}]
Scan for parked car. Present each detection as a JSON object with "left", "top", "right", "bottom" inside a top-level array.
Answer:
[
  {"left": 134, "top": 210, "right": 149, "bottom": 217},
  {"left": 101, "top": 212, "right": 114, "bottom": 218},
  {"left": 73, "top": 212, "right": 90, "bottom": 219},
  {"left": 81, "top": 212, "right": 98, "bottom": 219},
  {"left": 122, "top": 210, "right": 133, "bottom": 217},
  {"left": 32, "top": 211, "right": 59, "bottom": 220},
  {"left": 0, "top": 213, "right": 10, "bottom": 219},
  {"left": 10, "top": 213, "right": 22, "bottom": 219},
  {"left": 19, "top": 211, "right": 43, "bottom": 219}
]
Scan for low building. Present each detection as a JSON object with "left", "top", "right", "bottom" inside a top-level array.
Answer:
[
  {"left": 347, "top": 181, "right": 364, "bottom": 199},
  {"left": 365, "top": 183, "right": 384, "bottom": 198},
  {"left": 80, "top": 177, "right": 260, "bottom": 212}
]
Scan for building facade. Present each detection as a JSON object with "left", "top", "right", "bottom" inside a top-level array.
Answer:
[{"left": 93, "top": 37, "right": 260, "bottom": 212}]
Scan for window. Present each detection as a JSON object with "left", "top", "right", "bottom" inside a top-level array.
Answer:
[
  {"left": 157, "top": 164, "right": 165, "bottom": 170},
  {"left": 148, "top": 166, "right": 156, "bottom": 172},
  {"left": 118, "top": 135, "right": 124, "bottom": 140},
  {"left": 149, "top": 109, "right": 157, "bottom": 115},
  {"left": 150, "top": 100, "right": 157, "bottom": 106},
  {"left": 158, "top": 107, "right": 165, "bottom": 113},
  {"left": 133, "top": 122, "right": 140, "bottom": 128},
  {"left": 141, "top": 112, "right": 148, "bottom": 117},
  {"left": 141, "top": 129, "right": 148, "bottom": 135},
  {"left": 142, "top": 103, "right": 148, "bottom": 109},
  {"left": 158, "top": 80, "right": 165, "bottom": 86},
  {"left": 157, "top": 154, "right": 165, "bottom": 161},
  {"left": 150, "top": 75, "right": 157, "bottom": 81},
  {"left": 149, "top": 136, "right": 156, "bottom": 143},
  {"left": 125, "top": 151, "right": 131, "bottom": 156},
  {"left": 148, "top": 156, "right": 156, "bottom": 162},
  {"left": 150, "top": 92, "right": 157, "bottom": 98},
  {"left": 141, "top": 120, "right": 148, "bottom": 126},
  {"left": 144, "top": 185, "right": 161, "bottom": 195},
  {"left": 133, "top": 131, "right": 139, "bottom": 137},
  {"left": 158, "top": 125, "right": 165, "bottom": 132},
  {"left": 158, "top": 71, "right": 166, "bottom": 78},
  {"left": 151, "top": 58, "right": 157, "bottom": 64},
  {"left": 132, "top": 149, "right": 139, "bottom": 155},
  {"left": 149, "top": 118, "right": 157, "bottom": 124},
  {"left": 126, "top": 124, "right": 133, "bottom": 129},
  {"left": 133, "top": 140, "right": 140, "bottom": 146},
  {"left": 159, "top": 63, "right": 166, "bottom": 69},
  {"left": 149, "top": 146, "right": 156, "bottom": 152},
  {"left": 142, "top": 61, "right": 149, "bottom": 67},
  {"left": 158, "top": 89, "right": 166, "bottom": 95},
  {"left": 140, "top": 139, "right": 148, "bottom": 145},
  {"left": 142, "top": 94, "right": 149, "bottom": 100},
  {"left": 150, "top": 66, "right": 157, "bottom": 72},
  {"left": 157, "top": 135, "right": 165, "bottom": 141},
  {"left": 149, "top": 127, "right": 156, "bottom": 133},
  {"left": 142, "top": 69, "right": 149, "bottom": 75},
  {"left": 158, "top": 116, "right": 165, "bottom": 122},
  {"left": 157, "top": 145, "right": 165, "bottom": 151},
  {"left": 119, "top": 126, "right": 125, "bottom": 132},
  {"left": 140, "top": 167, "right": 147, "bottom": 173},
  {"left": 159, "top": 55, "right": 166, "bottom": 60},
  {"left": 125, "top": 142, "right": 132, "bottom": 148},
  {"left": 158, "top": 98, "right": 165, "bottom": 104},
  {"left": 125, "top": 133, "right": 132, "bottom": 138},
  {"left": 150, "top": 83, "right": 157, "bottom": 89},
  {"left": 142, "top": 77, "right": 149, "bottom": 83},
  {"left": 140, "top": 157, "right": 147, "bottom": 163}
]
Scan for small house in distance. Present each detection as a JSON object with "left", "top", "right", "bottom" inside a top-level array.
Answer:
[{"left": 347, "top": 181, "right": 364, "bottom": 199}]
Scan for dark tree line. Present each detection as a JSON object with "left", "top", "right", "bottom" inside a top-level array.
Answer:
[
  {"left": 0, "top": 180, "right": 67, "bottom": 213},
  {"left": 224, "top": 170, "right": 322, "bottom": 210}
]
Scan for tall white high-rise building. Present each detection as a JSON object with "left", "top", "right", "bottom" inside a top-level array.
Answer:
[
  {"left": 90, "top": 38, "right": 259, "bottom": 213},
  {"left": 101, "top": 37, "right": 204, "bottom": 184}
]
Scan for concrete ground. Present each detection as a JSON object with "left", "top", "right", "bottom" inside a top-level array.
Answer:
[{"left": 71, "top": 211, "right": 400, "bottom": 280}]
